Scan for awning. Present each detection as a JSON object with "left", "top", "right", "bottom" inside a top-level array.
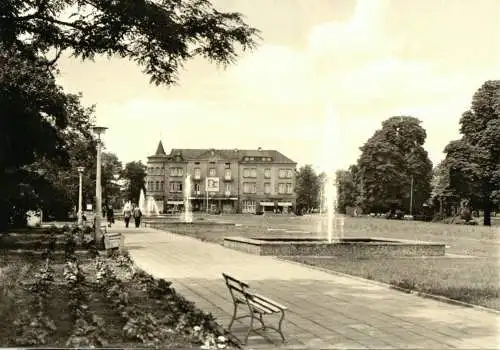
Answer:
[
  {"left": 277, "top": 202, "right": 292, "bottom": 206},
  {"left": 260, "top": 202, "right": 275, "bottom": 206},
  {"left": 167, "top": 201, "right": 183, "bottom": 205}
]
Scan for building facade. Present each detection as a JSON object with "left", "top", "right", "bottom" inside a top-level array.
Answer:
[{"left": 145, "top": 142, "right": 297, "bottom": 214}]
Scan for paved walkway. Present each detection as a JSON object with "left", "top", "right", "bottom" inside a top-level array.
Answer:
[{"left": 109, "top": 222, "right": 500, "bottom": 349}]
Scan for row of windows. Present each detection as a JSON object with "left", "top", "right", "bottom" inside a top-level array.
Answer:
[
  {"left": 242, "top": 168, "right": 294, "bottom": 179},
  {"left": 149, "top": 166, "right": 294, "bottom": 179},
  {"left": 169, "top": 182, "right": 233, "bottom": 193},
  {"left": 147, "top": 181, "right": 164, "bottom": 192},
  {"left": 242, "top": 182, "right": 293, "bottom": 194},
  {"left": 243, "top": 157, "right": 273, "bottom": 162}
]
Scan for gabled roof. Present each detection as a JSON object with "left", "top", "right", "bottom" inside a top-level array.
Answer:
[{"left": 166, "top": 148, "right": 296, "bottom": 164}]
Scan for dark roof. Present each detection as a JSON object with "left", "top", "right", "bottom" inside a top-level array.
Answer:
[
  {"left": 166, "top": 148, "right": 296, "bottom": 164},
  {"left": 155, "top": 141, "right": 166, "bottom": 156}
]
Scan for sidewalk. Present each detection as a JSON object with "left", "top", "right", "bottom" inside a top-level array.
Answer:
[{"left": 109, "top": 222, "right": 500, "bottom": 349}]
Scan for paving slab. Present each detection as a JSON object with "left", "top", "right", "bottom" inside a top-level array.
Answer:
[{"left": 109, "top": 222, "right": 500, "bottom": 349}]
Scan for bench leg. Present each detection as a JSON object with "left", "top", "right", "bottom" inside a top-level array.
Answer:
[
  {"left": 243, "top": 312, "right": 255, "bottom": 345},
  {"left": 277, "top": 310, "right": 286, "bottom": 342},
  {"left": 259, "top": 313, "right": 266, "bottom": 330},
  {"left": 228, "top": 303, "right": 238, "bottom": 331}
]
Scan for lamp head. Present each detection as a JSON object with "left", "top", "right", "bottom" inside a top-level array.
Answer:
[
  {"left": 77, "top": 166, "right": 85, "bottom": 173},
  {"left": 92, "top": 126, "right": 108, "bottom": 139}
]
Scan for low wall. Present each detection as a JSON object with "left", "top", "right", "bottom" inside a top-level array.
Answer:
[{"left": 223, "top": 237, "right": 446, "bottom": 258}]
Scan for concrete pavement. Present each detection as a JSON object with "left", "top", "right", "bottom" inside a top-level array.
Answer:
[{"left": 109, "top": 222, "right": 500, "bottom": 349}]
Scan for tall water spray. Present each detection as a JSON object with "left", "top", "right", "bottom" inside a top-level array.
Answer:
[
  {"left": 139, "top": 189, "right": 159, "bottom": 216},
  {"left": 183, "top": 174, "right": 193, "bottom": 223},
  {"left": 322, "top": 104, "right": 344, "bottom": 243}
]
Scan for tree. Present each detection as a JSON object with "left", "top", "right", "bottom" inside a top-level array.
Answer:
[
  {"left": 356, "top": 116, "right": 433, "bottom": 214},
  {"left": 101, "top": 152, "right": 122, "bottom": 206},
  {"left": 1, "top": 0, "right": 260, "bottom": 85},
  {"left": 122, "top": 161, "right": 147, "bottom": 204},
  {"left": 295, "top": 165, "right": 321, "bottom": 213},
  {"left": 336, "top": 165, "right": 359, "bottom": 214},
  {"left": 443, "top": 80, "right": 500, "bottom": 226},
  {"left": 0, "top": 0, "right": 259, "bottom": 228}
]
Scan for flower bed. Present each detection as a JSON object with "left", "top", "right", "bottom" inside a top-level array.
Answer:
[{"left": 0, "top": 226, "right": 233, "bottom": 349}]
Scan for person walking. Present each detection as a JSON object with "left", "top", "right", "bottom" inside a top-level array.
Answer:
[
  {"left": 133, "top": 205, "right": 142, "bottom": 228},
  {"left": 106, "top": 204, "right": 115, "bottom": 227},
  {"left": 123, "top": 202, "right": 132, "bottom": 228}
]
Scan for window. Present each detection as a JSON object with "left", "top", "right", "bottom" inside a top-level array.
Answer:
[
  {"left": 225, "top": 169, "right": 231, "bottom": 179},
  {"left": 169, "top": 182, "right": 183, "bottom": 192},
  {"left": 209, "top": 168, "right": 216, "bottom": 177},
  {"left": 278, "top": 183, "right": 286, "bottom": 194},
  {"left": 169, "top": 167, "right": 184, "bottom": 177},
  {"left": 241, "top": 200, "right": 256, "bottom": 214},
  {"left": 225, "top": 183, "right": 232, "bottom": 193},
  {"left": 155, "top": 181, "right": 159, "bottom": 191},
  {"left": 287, "top": 169, "right": 293, "bottom": 178},
  {"left": 286, "top": 183, "right": 293, "bottom": 194},
  {"left": 279, "top": 169, "right": 286, "bottom": 178},
  {"left": 243, "top": 168, "right": 256, "bottom": 178},
  {"left": 160, "top": 181, "right": 164, "bottom": 191},
  {"left": 194, "top": 183, "right": 200, "bottom": 192},
  {"left": 225, "top": 163, "right": 231, "bottom": 169},
  {"left": 243, "top": 182, "right": 256, "bottom": 194},
  {"left": 264, "top": 182, "right": 271, "bottom": 194},
  {"left": 264, "top": 168, "right": 271, "bottom": 178},
  {"left": 194, "top": 168, "right": 201, "bottom": 178}
]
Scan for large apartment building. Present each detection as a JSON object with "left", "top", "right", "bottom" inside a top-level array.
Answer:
[{"left": 145, "top": 141, "right": 297, "bottom": 214}]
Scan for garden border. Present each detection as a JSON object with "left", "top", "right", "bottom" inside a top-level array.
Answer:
[{"left": 277, "top": 257, "right": 500, "bottom": 315}]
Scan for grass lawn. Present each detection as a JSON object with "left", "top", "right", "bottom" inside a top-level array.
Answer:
[
  {"left": 152, "top": 214, "right": 500, "bottom": 310},
  {"left": 0, "top": 248, "right": 231, "bottom": 348}
]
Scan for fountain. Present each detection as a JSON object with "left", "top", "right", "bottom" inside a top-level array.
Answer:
[
  {"left": 139, "top": 189, "right": 160, "bottom": 216},
  {"left": 223, "top": 104, "right": 446, "bottom": 258},
  {"left": 182, "top": 174, "right": 193, "bottom": 223}
]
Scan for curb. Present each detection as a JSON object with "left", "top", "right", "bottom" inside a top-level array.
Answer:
[{"left": 277, "top": 257, "right": 500, "bottom": 315}]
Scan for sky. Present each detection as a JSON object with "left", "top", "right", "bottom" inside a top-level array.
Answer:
[{"left": 56, "top": 0, "right": 500, "bottom": 174}]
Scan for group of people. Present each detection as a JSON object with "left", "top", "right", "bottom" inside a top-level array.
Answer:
[{"left": 122, "top": 202, "right": 142, "bottom": 228}]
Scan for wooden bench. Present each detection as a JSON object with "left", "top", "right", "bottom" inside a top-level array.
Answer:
[{"left": 222, "top": 273, "right": 287, "bottom": 345}]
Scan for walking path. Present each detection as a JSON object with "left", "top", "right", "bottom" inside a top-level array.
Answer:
[{"left": 109, "top": 222, "right": 499, "bottom": 349}]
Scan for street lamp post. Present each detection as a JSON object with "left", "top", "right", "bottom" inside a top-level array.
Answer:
[
  {"left": 92, "top": 126, "right": 108, "bottom": 246},
  {"left": 77, "top": 166, "right": 85, "bottom": 226}
]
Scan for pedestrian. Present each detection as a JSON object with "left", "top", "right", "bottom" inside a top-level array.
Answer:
[
  {"left": 123, "top": 202, "right": 132, "bottom": 228},
  {"left": 133, "top": 205, "right": 142, "bottom": 228},
  {"left": 106, "top": 204, "right": 115, "bottom": 227}
]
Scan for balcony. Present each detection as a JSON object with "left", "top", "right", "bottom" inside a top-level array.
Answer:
[
  {"left": 225, "top": 191, "right": 231, "bottom": 197},
  {"left": 194, "top": 174, "right": 201, "bottom": 180},
  {"left": 224, "top": 174, "right": 232, "bottom": 181}
]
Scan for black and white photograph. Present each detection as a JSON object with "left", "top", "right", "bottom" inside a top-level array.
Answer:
[{"left": 0, "top": 0, "right": 499, "bottom": 348}]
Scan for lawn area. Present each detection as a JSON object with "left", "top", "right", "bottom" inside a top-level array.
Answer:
[
  {"left": 152, "top": 214, "right": 500, "bottom": 310},
  {"left": 0, "top": 227, "right": 232, "bottom": 349}
]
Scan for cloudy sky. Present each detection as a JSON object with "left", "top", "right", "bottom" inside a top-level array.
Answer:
[{"left": 57, "top": 0, "right": 500, "bottom": 173}]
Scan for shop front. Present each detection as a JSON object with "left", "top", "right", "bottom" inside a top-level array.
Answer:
[
  {"left": 166, "top": 200, "right": 183, "bottom": 214},
  {"left": 277, "top": 201, "right": 293, "bottom": 214}
]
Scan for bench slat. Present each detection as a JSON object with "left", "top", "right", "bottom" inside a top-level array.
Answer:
[
  {"left": 223, "top": 273, "right": 249, "bottom": 288},
  {"left": 247, "top": 299, "right": 275, "bottom": 314},
  {"left": 251, "top": 293, "right": 288, "bottom": 310}
]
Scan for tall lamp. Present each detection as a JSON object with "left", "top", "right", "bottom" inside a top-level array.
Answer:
[
  {"left": 92, "top": 126, "right": 108, "bottom": 246},
  {"left": 77, "top": 166, "right": 85, "bottom": 226}
]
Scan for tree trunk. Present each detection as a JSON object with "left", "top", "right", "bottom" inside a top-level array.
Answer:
[{"left": 483, "top": 205, "right": 491, "bottom": 226}]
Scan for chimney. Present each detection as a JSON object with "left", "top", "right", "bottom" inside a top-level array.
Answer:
[{"left": 258, "top": 147, "right": 262, "bottom": 151}]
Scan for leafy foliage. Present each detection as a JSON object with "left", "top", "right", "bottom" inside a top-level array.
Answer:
[
  {"left": 121, "top": 161, "right": 147, "bottom": 204},
  {"left": 0, "top": 0, "right": 260, "bottom": 86},
  {"left": 356, "top": 116, "right": 433, "bottom": 213},
  {"left": 443, "top": 80, "right": 500, "bottom": 225},
  {"left": 295, "top": 165, "right": 321, "bottom": 213}
]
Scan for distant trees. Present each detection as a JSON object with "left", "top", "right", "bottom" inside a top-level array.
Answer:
[
  {"left": 443, "top": 80, "right": 500, "bottom": 226},
  {"left": 354, "top": 116, "right": 433, "bottom": 214},
  {"left": 122, "top": 161, "right": 147, "bottom": 204},
  {"left": 336, "top": 166, "right": 359, "bottom": 214},
  {"left": 295, "top": 165, "right": 321, "bottom": 213}
]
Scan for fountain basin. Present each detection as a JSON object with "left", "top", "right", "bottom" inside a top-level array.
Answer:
[{"left": 223, "top": 237, "right": 445, "bottom": 258}]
